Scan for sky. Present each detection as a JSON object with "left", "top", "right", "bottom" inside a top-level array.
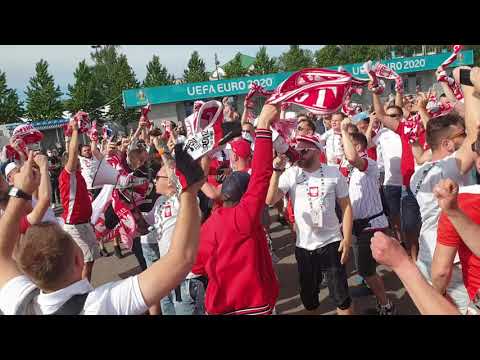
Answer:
[{"left": 0, "top": 45, "right": 324, "bottom": 101}]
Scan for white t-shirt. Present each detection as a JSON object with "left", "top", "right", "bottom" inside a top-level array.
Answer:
[
  {"left": 278, "top": 164, "right": 349, "bottom": 250},
  {"left": 0, "top": 275, "right": 147, "bottom": 315},
  {"left": 31, "top": 197, "right": 58, "bottom": 224},
  {"left": 376, "top": 142, "right": 384, "bottom": 172},
  {"left": 144, "top": 194, "right": 198, "bottom": 279},
  {"left": 410, "top": 152, "right": 475, "bottom": 264},
  {"left": 348, "top": 158, "right": 389, "bottom": 230},
  {"left": 79, "top": 155, "right": 100, "bottom": 190},
  {"left": 320, "top": 129, "right": 344, "bottom": 165},
  {"left": 372, "top": 127, "right": 403, "bottom": 186}
]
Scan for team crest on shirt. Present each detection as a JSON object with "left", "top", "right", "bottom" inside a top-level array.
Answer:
[
  {"left": 308, "top": 186, "right": 319, "bottom": 197},
  {"left": 164, "top": 205, "right": 172, "bottom": 218}
]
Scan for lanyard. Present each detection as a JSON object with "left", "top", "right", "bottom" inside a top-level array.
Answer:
[
  {"left": 413, "top": 162, "right": 438, "bottom": 196},
  {"left": 300, "top": 165, "right": 326, "bottom": 214}
]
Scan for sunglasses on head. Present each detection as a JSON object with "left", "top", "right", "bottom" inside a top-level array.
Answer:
[
  {"left": 155, "top": 175, "right": 168, "bottom": 182},
  {"left": 448, "top": 130, "right": 467, "bottom": 140}
]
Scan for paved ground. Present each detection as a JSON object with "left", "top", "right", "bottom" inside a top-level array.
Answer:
[{"left": 90, "top": 210, "right": 419, "bottom": 315}]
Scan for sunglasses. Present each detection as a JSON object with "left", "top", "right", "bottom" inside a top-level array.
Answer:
[
  {"left": 447, "top": 130, "right": 467, "bottom": 140},
  {"left": 298, "top": 148, "right": 314, "bottom": 156},
  {"left": 386, "top": 113, "right": 401, "bottom": 118},
  {"left": 155, "top": 175, "right": 168, "bottom": 182}
]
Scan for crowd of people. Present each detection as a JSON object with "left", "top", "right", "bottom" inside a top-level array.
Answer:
[{"left": 0, "top": 60, "right": 480, "bottom": 316}]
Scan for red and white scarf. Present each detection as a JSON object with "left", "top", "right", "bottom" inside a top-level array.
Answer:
[
  {"left": 437, "top": 45, "right": 464, "bottom": 100},
  {"left": 373, "top": 62, "right": 403, "bottom": 94},
  {"left": 140, "top": 104, "right": 153, "bottom": 130},
  {"left": 265, "top": 68, "right": 369, "bottom": 114},
  {"left": 64, "top": 111, "right": 91, "bottom": 137},
  {"left": 342, "top": 87, "right": 363, "bottom": 117},
  {"left": 363, "top": 61, "right": 386, "bottom": 95}
]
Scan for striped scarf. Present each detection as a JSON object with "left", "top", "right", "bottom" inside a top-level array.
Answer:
[{"left": 436, "top": 45, "right": 464, "bottom": 100}]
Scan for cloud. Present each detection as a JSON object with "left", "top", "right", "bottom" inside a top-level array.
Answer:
[{"left": 0, "top": 45, "right": 323, "bottom": 100}]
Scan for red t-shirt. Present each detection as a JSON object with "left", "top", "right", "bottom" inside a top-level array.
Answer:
[
  {"left": 396, "top": 121, "right": 426, "bottom": 186},
  {"left": 59, "top": 168, "right": 92, "bottom": 224},
  {"left": 437, "top": 191, "right": 480, "bottom": 300}
]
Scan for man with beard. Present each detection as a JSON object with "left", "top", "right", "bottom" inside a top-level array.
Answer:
[{"left": 266, "top": 134, "right": 354, "bottom": 315}]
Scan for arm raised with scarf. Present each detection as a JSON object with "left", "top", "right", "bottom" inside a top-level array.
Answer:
[
  {"left": 65, "top": 118, "right": 80, "bottom": 173},
  {"left": 371, "top": 87, "right": 399, "bottom": 132}
]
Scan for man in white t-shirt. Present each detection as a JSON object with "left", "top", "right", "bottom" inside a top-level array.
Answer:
[
  {"left": 320, "top": 112, "right": 344, "bottom": 166},
  {"left": 340, "top": 119, "right": 395, "bottom": 315},
  {"left": 367, "top": 119, "right": 403, "bottom": 242},
  {"left": 143, "top": 165, "right": 205, "bottom": 315},
  {"left": 410, "top": 97, "right": 478, "bottom": 313},
  {"left": 267, "top": 134, "right": 354, "bottom": 315},
  {"left": 78, "top": 142, "right": 101, "bottom": 196},
  {"left": 0, "top": 150, "right": 204, "bottom": 315}
]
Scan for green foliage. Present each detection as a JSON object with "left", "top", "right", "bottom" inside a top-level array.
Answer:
[
  {"left": 183, "top": 51, "right": 209, "bottom": 83},
  {"left": 278, "top": 45, "right": 314, "bottom": 72},
  {"left": 314, "top": 45, "right": 345, "bottom": 67},
  {"left": 24, "top": 59, "right": 64, "bottom": 120},
  {"left": 0, "top": 70, "right": 23, "bottom": 124},
  {"left": 90, "top": 46, "right": 140, "bottom": 128},
  {"left": 143, "top": 55, "right": 175, "bottom": 87},
  {"left": 223, "top": 53, "right": 248, "bottom": 78},
  {"left": 250, "top": 46, "right": 278, "bottom": 75},
  {"left": 66, "top": 60, "right": 103, "bottom": 119}
]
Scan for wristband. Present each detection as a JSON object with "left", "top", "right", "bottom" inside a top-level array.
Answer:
[{"left": 8, "top": 187, "right": 32, "bottom": 201}]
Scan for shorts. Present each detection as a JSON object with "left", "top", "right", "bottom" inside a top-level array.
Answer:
[
  {"left": 63, "top": 223, "right": 99, "bottom": 263},
  {"left": 416, "top": 258, "right": 469, "bottom": 314},
  {"left": 141, "top": 242, "right": 160, "bottom": 268},
  {"left": 352, "top": 230, "right": 384, "bottom": 278},
  {"left": 401, "top": 187, "right": 421, "bottom": 233},
  {"left": 295, "top": 242, "right": 352, "bottom": 311},
  {"left": 382, "top": 185, "right": 402, "bottom": 218}
]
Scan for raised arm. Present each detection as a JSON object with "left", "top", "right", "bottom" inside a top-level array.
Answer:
[
  {"left": 137, "top": 178, "right": 204, "bottom": 308},
  {"left": 365, "top": 113, "right": 377, "bottom": 149},
  {"left": 0, "top": 152, "right": 41, "bottom": 288},
  {"left": 341, "top": 118, "right": 367, "bottom": 171},
  {"left": 452, "top": 67, "right": 479, "bottom": 175},
  {"left": 395, "top": 90, "right": 404, "bottom": 108},
  {"left": 266, "top": 155, "right": 287, "bottom": 206},
  {"left": 371, "top": 91, "right": 399, "bottom": 132},
  {"left": 236, "top": 104, "right": 278, "bottom": 231},
  {"left": 26, "top": 154, "right": 51, "bottom": 225},
  {"left": 371, "top": 231, "right": 460, "bottom": 315},
  {"left": 65, "top": 119, "right": 79, "bottom": 173},
  {"left": 415, "top": 92, "right": 431, "bottom": 129}
]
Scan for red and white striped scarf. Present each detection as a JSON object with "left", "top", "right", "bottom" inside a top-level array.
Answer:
[
  {"left": 88, "top": 120, "right": 98, "bottom": 141},
  {"left": 437, "top": 45, "right": 464, "bottom": 100},
  {"left": 140, "top": 104, "right": 153, "bottom": 130},
  {"left": 245, "top": 82, "right": 274, "bottom": 102},
  {"left": 373, "top": 62, "right": 403, "bottom": 94},
  {"left": 342, "top": 87, "right": 363, "bottom": 117},
  {"left": 363, "top": 61, "right": 385, "bottom": 95},
  {"left": 265, "top": 68, "right": 369, "bottom": 114},
  {"left": 64, "top": 111, "right": 91, "bottom": 137}
]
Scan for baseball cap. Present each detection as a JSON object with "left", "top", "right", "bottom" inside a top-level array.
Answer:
[
  {"left": 352, "top": 111, "right": 370, "bottom": 123},
  {"left": 5, "top": 162, "right": 18, "bottom": 179},
  {"left": 221, "top": 171, "right": 250, "bottom": 203},
  {"left": 295, "top": 135, "right": 322, "bottom": 150},
  {"left": 230, "top": 139, "right": 251, "bottom": 159}
]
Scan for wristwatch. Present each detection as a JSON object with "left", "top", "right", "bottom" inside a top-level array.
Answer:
[{"left": 8, "top": 187, "right": 32, "bottom": 201}]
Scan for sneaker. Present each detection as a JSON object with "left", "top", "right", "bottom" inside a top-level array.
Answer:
[
  {"left": 377, "top": 300, "right": 396, "bottom": 315},
  {"left": 114, "top": 245, "right": 123, "bottom": 259}
]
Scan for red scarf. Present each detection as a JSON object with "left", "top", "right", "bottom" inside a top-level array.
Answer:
[
  {"left": 265, "top": 68, "right": 369, "bottom": 114},
  {"left": 437, "top": 45, "right": 464, "bottom": 100}
]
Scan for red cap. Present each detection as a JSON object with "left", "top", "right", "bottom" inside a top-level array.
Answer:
[
  {"left": 295, "top": 134, "right": 322, "bottom": 150},
  {"left": 230, "top": 139, "right": 251, "bottom": 159}
]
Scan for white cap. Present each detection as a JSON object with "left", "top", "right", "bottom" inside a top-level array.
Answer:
[
  {"left": 5, "top": 162, "right": 18, "bottom": 179},
  {"left": 285, "top": 111, "right": 297, "bottom": 120}
]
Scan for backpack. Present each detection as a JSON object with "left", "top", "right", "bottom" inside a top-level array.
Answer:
[{"left": 10, "top": 287, "right": 89, "bottom": 315}]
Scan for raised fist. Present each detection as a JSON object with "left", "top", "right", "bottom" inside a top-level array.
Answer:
[{"left": 433, "top": 178, "right": 460, "bottom": 214}]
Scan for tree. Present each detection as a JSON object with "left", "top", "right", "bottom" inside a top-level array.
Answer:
[
  {"left": 314, "top": 45, "right": 346, "bottom": 68},
  {"left": 25, "top": 59, "right": 64, "bottom": 120},
  {"left": 277, "top": 45, "right": 314, "bottom": 72},
  {"left": 223, "top": 53, "right": 248, "bottom": 78},
  {"left": 250, "top": 46, "right": 278, "bottom": 75},
  {"left": 0, "top": 70, "right": 23, "bottom": 124},
  {"left": 66, "top": 60, "right": 103, "bottom": 119},
  {"left": 183, "top": 51, "right": 209, "bottom": 83},
  {"left": 90, "top": 46, "right": 140, "bottom": 128},
  {"left": 143, "top": 55, "right": 175, "bottom": 87}
]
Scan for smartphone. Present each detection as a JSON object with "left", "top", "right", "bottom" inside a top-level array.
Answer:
[{"left": 460, "top": 68, "right": 473, "bottom": 86}]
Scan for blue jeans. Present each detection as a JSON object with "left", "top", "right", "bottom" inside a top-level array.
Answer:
[
  {"left": 141, "top": 242, "right": 160, "bottom": 268},
  {"left": 160, "top": 278, "right": 206, "bottom": 315},
  {"left": 400, "top": 187, "right": 421, "bottom": 233}
]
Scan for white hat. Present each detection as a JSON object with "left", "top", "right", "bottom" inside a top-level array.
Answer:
[
  {"left": 5, "top": 162, "right": 18, "bottom": 179},
  {"left": 285, "top": 111, "right": 297, "bottom": 120}
]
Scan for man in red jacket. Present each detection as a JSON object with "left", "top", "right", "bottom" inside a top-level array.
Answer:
[{"left": 191, "top": 104, "right": 280, "bottom": 315}]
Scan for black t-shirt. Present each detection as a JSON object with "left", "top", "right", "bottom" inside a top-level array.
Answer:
[{"left": 47, "top": 156, "right": 61, "bottom": 178}]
